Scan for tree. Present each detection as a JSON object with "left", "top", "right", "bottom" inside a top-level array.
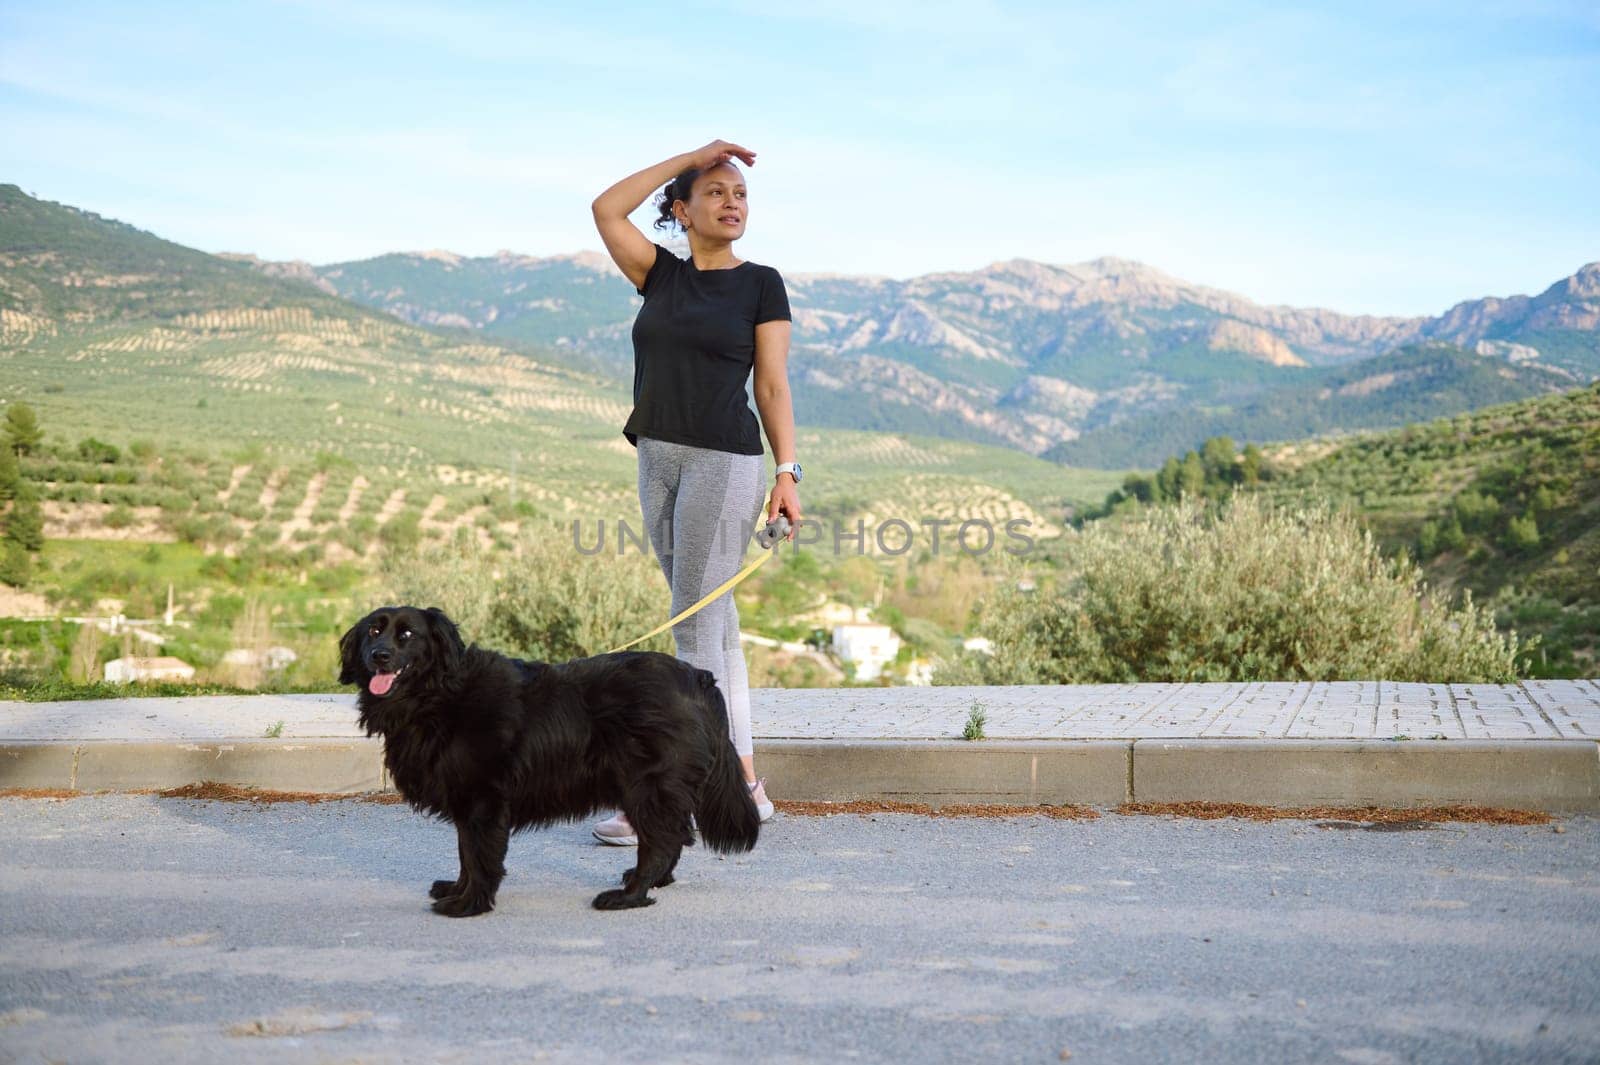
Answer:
[
  {"left": 3, "top": 403, "right": 42, "bottom": 456},
  {"left": 1504, "top": 511, "right": 1540, "bottom": 555},
  {"left": 1453, "top": 490, "right": 1499, "bottom": 533},
  {"left": 1121, "top": 473, "right": 1155, "bottom": 504},
  {"left": 1241, "top": 443, "right": 1264, "bottom": 486},
  {"left": 1156, "top": 456, "right": 1182, "bottom": 502},
  {"left": 0, "top": 446, "right": 18, "bottom": 501},
  {"left": 1417, "top": 521, "right": 1439, "bottom": 559},
  {"left": 1201, "top": 436, "right": 1237, "bottom": 486},
  {"left": 1178, "top": 451, "right": 1206, "bottom": 499},
  {"left": 4, "top": 482, "right": 44, "bottom": 552}
]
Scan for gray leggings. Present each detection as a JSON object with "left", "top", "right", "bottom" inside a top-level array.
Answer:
[{"left": 636, "top": 435, "right": 767, "bottom": 758}]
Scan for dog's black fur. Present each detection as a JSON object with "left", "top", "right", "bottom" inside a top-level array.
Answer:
[{"left": 339, "top": 605, "right": 759, "bottom": 915}]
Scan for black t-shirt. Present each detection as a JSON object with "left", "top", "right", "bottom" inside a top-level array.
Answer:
[{"left": 622, "top": 243, "right": 791, "bottom": 456}]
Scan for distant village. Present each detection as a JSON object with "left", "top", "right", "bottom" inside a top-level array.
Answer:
[{"left": 86, "top": 590, "right": 993, "bottom": 688}]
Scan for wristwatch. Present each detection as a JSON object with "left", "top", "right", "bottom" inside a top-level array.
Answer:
[{"left": 775, "top": 461, "right": 803, "bottom": 484}]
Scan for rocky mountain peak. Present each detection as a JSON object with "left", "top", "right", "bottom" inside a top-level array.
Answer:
[{"left": 1547, "top": 261, "right": 1600, "bottom": 301}]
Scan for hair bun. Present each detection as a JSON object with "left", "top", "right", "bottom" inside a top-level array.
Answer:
[{"left": 651, "top": 167, "right": 700, "bottom": 233}]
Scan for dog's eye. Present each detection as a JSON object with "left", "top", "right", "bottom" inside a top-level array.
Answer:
[
  {"left": 369, "top": 626, "right": 381, "bottom": 636},
  {"left": 399, "top": 630, "right": 413, "bottom": 641}
]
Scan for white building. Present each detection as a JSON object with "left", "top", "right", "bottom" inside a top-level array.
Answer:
[
  {"left": 103, "top": 656, "right": 195, "bottom": 683},
  {"left": 831, "top": 623, "right": 901, "bottom": 682}
]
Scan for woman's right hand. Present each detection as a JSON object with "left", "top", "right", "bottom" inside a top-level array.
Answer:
[{"left": 690, "top": 140, "right": 756, "bottom": 170}]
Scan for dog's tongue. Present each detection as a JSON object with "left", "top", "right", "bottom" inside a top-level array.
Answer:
[{"left": 368, "top": 671, "right": 397, "bottom": 697}]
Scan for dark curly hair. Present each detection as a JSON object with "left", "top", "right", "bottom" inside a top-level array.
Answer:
[
  {"left": 652, "top": 162, "right": 743, "bottom": 232},
  {"left": 652, "top": 168, "right": 700, "bottom": 233}
]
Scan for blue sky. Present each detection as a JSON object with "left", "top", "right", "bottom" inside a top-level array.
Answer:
[{"left": 1, "top": 0, "right": 1596, "bottom": 316}]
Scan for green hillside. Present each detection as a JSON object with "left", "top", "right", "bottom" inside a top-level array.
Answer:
[
  {"left": 317, "top": 251, "right": 636, "bottom": 372},
  {"left": 1086, "top": 384, "right": 1600, "bottom": 677},
  {"left": 0, "top": 184, "right": 360, "bottom": 323},
  {"left": 1048, "top": 342, "right": 1577, "bottom": 468}
]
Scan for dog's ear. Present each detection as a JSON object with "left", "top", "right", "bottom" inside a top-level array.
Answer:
[
  {"left": 423, "top": 607, "right": 465, "bottom": 673},
  {"left": 337, "top": 618, "right": 366, "bottom": 686}
]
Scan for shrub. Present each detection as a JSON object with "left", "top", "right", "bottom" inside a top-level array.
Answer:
[
  {"left": 77, "top": 438, "right": 121, "bottom": 464},
  {"left": 1417, "top": 520, "right": 1439, "bottom": 560},
  {"left": 933, "top": 496, "right": 1521, "bottom": 685},
  {"left": 385, "top": 520, "right": 678, "bottom": 661},
  {"left": 0, "top": 542, "right": 29, "bottom": 587},
  {"left": 314, "top": 450, "right": 354, "bottom": 473},
  {"left": 1453, "top": 490, "right": 1500, "bottom": 533},
  {"left": 153, "top": 489, "right": 192, "bottom": 512},
  {"left": 379, "top": 513, "right": 421, "bottom": 554},
  {"left": 104, "top": 504, "right": 136, "bottom": 530},
  {"left": 1504, "top": 511, "right": 1540, "bottom": 555}
]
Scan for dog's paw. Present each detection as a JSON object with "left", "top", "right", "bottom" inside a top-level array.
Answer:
[
  {"left": 620, "top": 867, "right": 674, "bottom": 890},
  {"left": 432, "top": 893, "right": 494, "bottom": 918},
  {"left": 592, "top": 888, "right": 656, "bottom": 911},
  {"left": 429, "top": 879, "right": 461, "bottom": 900}
]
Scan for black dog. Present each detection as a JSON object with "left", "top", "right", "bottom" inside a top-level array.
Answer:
[{"left": 338, "top": 605, "right": 760, "bottom": 915}]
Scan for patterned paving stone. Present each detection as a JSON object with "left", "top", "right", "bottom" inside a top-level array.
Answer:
[
  {"left": 3, "top": 682, "right": 1599, "bottom": 743},
  {"left": 1520, "top": 679, "right": 1600, "bottom": 739}
]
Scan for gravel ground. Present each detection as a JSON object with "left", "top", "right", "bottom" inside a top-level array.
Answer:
[{"left": 1, "top": 795, "right": 1597, "bottom": 1064}]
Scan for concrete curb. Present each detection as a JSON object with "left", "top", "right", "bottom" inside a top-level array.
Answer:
[
  {"left": 5, "top": 737, "right": 1597, "bottom": 812},
  {"left": 1, "top": 740, "right": 387, "bottom": 794},
  {"left": 1131, "top": 739, "right": 1600, "bottom": 814},
  {"left": 760, "top": 740, "right": 1132, "bottom": 806}
]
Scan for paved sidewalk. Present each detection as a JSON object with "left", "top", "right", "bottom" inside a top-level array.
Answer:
[
  {"left": 3, "top": 682, "right": 1599, "bottom": 811},
  {"left": 5, "top": 680, "right": 1599, "bottom": 742}
]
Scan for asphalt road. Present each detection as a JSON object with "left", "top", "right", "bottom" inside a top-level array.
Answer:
[{"left": 1, "top": 796, "right": 1596, "bottom": 1064}]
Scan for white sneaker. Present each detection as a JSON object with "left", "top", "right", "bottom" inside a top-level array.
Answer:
[
  {"left": 748, "top": 778, "right": 775, "bottom": 822},
  {"left": 592, "top": 811, "right": 638, "bottom": 846}
]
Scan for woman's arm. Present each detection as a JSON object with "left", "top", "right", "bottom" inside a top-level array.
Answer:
[
  {"left": 591, "top": 140, "right": 756, "bottom": 290},
  {"left": 754, "top": 319, "right": 801, "bottom": 539}
]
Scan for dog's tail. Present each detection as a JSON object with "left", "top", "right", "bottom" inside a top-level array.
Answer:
[{"left": 694, "top": 671, "right": 760, "bottom": 854}]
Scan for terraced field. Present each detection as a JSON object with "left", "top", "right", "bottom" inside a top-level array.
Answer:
[{"left": 7, "top": 305, "right": 1121, "bottom": 549}]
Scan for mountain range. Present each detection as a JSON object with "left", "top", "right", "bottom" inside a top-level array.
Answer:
[
  {"left": 4, "top": 182, "right": 1597, "bottom": 470},
  {"left": 246, "top": 241, "right": 1600, "bottom": 467}
]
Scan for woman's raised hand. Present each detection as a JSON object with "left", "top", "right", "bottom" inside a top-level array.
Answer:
[{"left": 691, "top": 140, "right": 756, "bottom": 170}]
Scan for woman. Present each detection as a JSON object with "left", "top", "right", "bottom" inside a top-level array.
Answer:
[{"left": 589, "top": 139, "right": 801, "bottom": 845}]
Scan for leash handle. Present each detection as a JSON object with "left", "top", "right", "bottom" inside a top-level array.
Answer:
[{"left": 756, "top": 514, "right": 791, "bottom": 550}]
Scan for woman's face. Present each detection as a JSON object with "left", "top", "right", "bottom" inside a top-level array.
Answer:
[{"left": 675, "top": 163, "right": 747, "bottom": 241}]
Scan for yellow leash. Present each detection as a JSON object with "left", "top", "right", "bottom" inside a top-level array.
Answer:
[{"left": 603, "top": 516, "right": 790, "bottom": 654}]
